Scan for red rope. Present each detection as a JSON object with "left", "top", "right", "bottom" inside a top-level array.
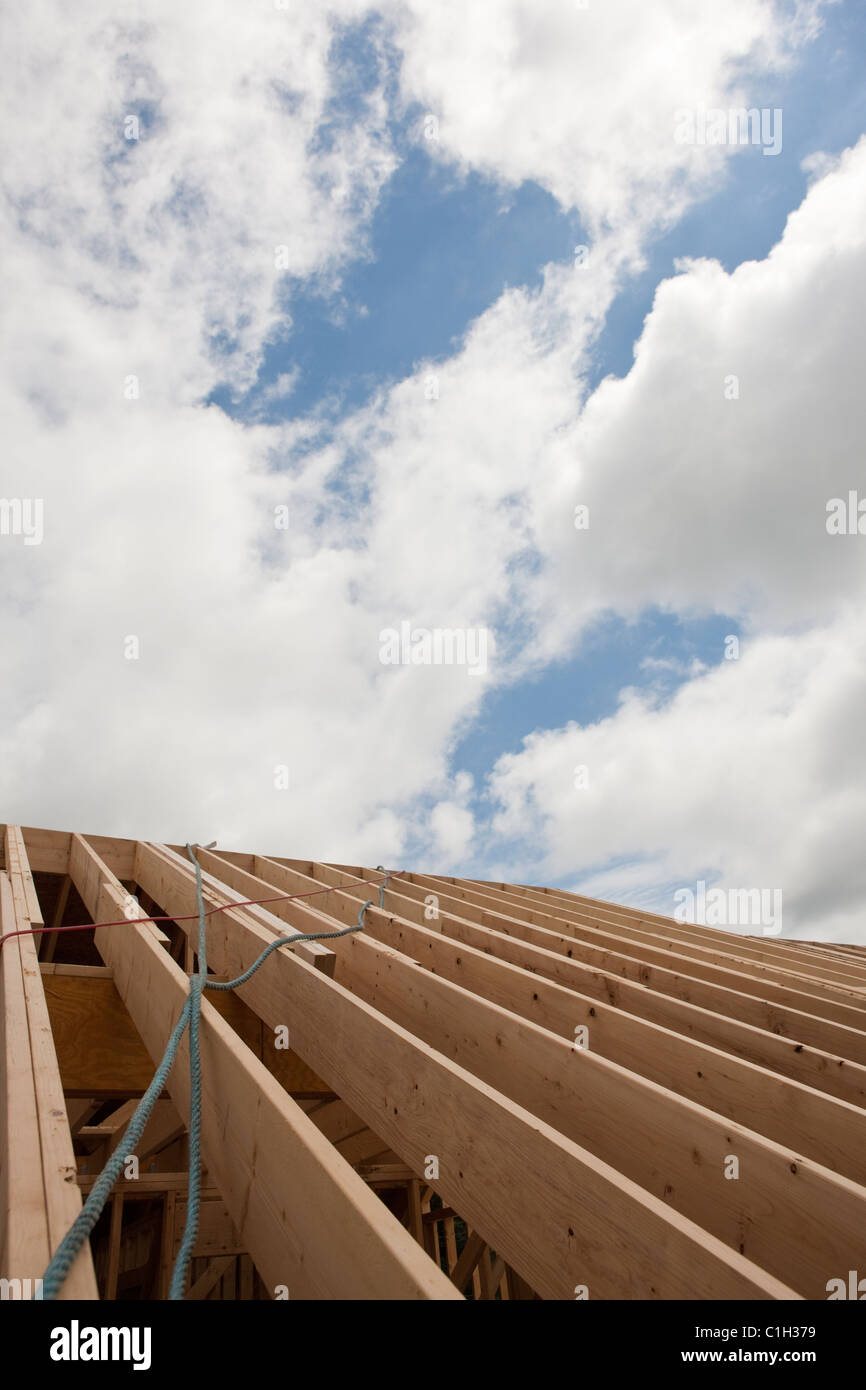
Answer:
[{"left": 0, "top": 867, "right": 397, "bottom": 952}]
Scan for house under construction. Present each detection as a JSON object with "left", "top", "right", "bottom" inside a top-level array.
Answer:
[{"left": 2, "top": 823, "right": 866, "bottom": 1301}]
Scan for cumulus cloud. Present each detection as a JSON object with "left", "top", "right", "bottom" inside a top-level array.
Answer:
[
  {"left": 520, "top": 137, "right": 866, "bottom": 659},
  {"left": 480, "top": 141, "right": 866, "bottom": 939},
  {"left": 388, "top": 0, "right": 825, "bottom": 247},
  {"left": 486, "top": 609, "right": 866, "bottom": 939}
]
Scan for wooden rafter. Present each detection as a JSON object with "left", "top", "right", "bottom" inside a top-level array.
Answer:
[
  {"left": 67, "top": 834, "right": 459, "bottom": 1300},
  {"left": 3, "top": 822, "right": 865, "bottom": 1302},
  {"left": 0, "top": 830, "right": 97, "bottom": 1298}
]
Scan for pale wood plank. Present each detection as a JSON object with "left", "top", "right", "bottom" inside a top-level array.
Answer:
[{"left": 3, "top": 829, "right": 98, "bottom": 1299}]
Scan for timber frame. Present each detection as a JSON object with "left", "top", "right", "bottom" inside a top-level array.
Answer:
[{"left": 2, "top": 823, "right": 866, "bottom": 1300}]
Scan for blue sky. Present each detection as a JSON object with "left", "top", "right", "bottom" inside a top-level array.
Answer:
[{"left": 218, "top": 3, "right": 866, "bottom": 413}]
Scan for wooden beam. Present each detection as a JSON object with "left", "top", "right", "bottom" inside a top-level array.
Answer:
[
  {"left": 15, "top": 827, "right": 71, "bottom": 876},
  {"left": 68, "top": 834, "right": 459, "bottom": 1301},
  {"left": 78, "top": 1100, "right": 184, "bottom": 1167},
  {"left": 422, "top": 1205, "right": 457, "bottom": 1224},
  {"left": 357, "top": 1164, "right": 416, "bottom": 1186},
  {"left": 66, "top": 1100, "right": 100, "bottom": 1137},
  {"left": 305, "top": 1098, "right": 369, "bottom": 1145},
  {"left": 251, "top": 859, "right": 866, "bottom": 1185},
  {"left": 1, "top": 828, "right": 98, "bottom": 1299},
  {"left": 40, "top": 964, "right": 113, "bottom": 978},
  {"left": 0, "top": 872, "right": 50, "bottom": 1289},
  {"left": 185, "top": 1254, "right": 234, "bottom": 1301},
  {"left": 129, "top": 839, "right": 796, "bottom": 1299},
  {"left": 335, "top": 1130, "right": 394, "bottom": 1167},
  {"left": 105, "top": 1194, "right": 124, "bottom": 1300},
  {"left": 335, "top": 865, "right": 866, "bottom": 1101},
  {"left": 95, "top": 1100, "right": 139, "bottom": 1136},
  {"left": 479, "top": 1246, "right": 504, "bottom": 1300},
  {"left": 78, "top": 1172, "right": 221, "bottom": 1197},
  {"left": 483, "top": 877, "right": 866, "bottom": 998},
  {"left": 406, "top": 1180, "right": 424, "bottom": 1246},
  {"left": 137, "top": 842, "right": 336, "bottom": 976},
  {"left": 136, "top": 1101, "right": 185, "bottom": 1164},
  {"left": 213, "top": 857, "right": 866, "bottom": 1297},
  {"left": 450, "top": 1230, "right": 486, "bottom": 1294},
  {"left": 408, "top": 872, "right": 866, "bottom": 1025},
  {"left": 18, "top": 827, "right": 137, "bottom": 881},
  {"left": 503, "top": 880, "right": 866, "bottom": 987},
  {"left": 442, "top": 1216, "right": 458, "bottom": 1277}
]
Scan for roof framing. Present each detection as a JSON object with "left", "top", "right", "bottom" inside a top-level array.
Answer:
[{"left": 3, "top": 822, "right": 866, "bottom": 1301}]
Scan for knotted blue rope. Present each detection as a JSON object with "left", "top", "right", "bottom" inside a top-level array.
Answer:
[{"left": 39, "top": 856, "right": 390, "bottom": 1300}]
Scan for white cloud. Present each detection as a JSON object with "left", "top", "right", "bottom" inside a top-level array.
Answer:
[
  {"left": 523, "top": 136, "right": 866, "bottom": 658},
  {"left": 258, "top": 372, "right": 301, "bottom": 406},
  {"left": 478, "top": 139, "right": 866, "bottom": 940},
  {"left": 388, "top": 0, "right": 825, "bottom": 248},
  {"left": 425, "top": 770, "right": 476, "bottom": 865},
  {"left": 0, "top": 0, "right": 395, "bottom": 407},
  {"left": 487, "top": 609, "right": 866, "bottom": 941},
  {"left": 430, "top": 802, "right": 475, "bottom": 864}
]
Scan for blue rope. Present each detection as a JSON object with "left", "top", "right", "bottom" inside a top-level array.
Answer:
[
  {"left": 166, "top": 842, "right": 212, "bottom": 1299},
  {"left": 38, "top": 855, "right": 389, "bottom": 1300},
  {"left": 204, "top": 865, "right": 390, "bottom": 992},
  {"left": 38, "top": 999, "right": 192, "bottom": 1300}
]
